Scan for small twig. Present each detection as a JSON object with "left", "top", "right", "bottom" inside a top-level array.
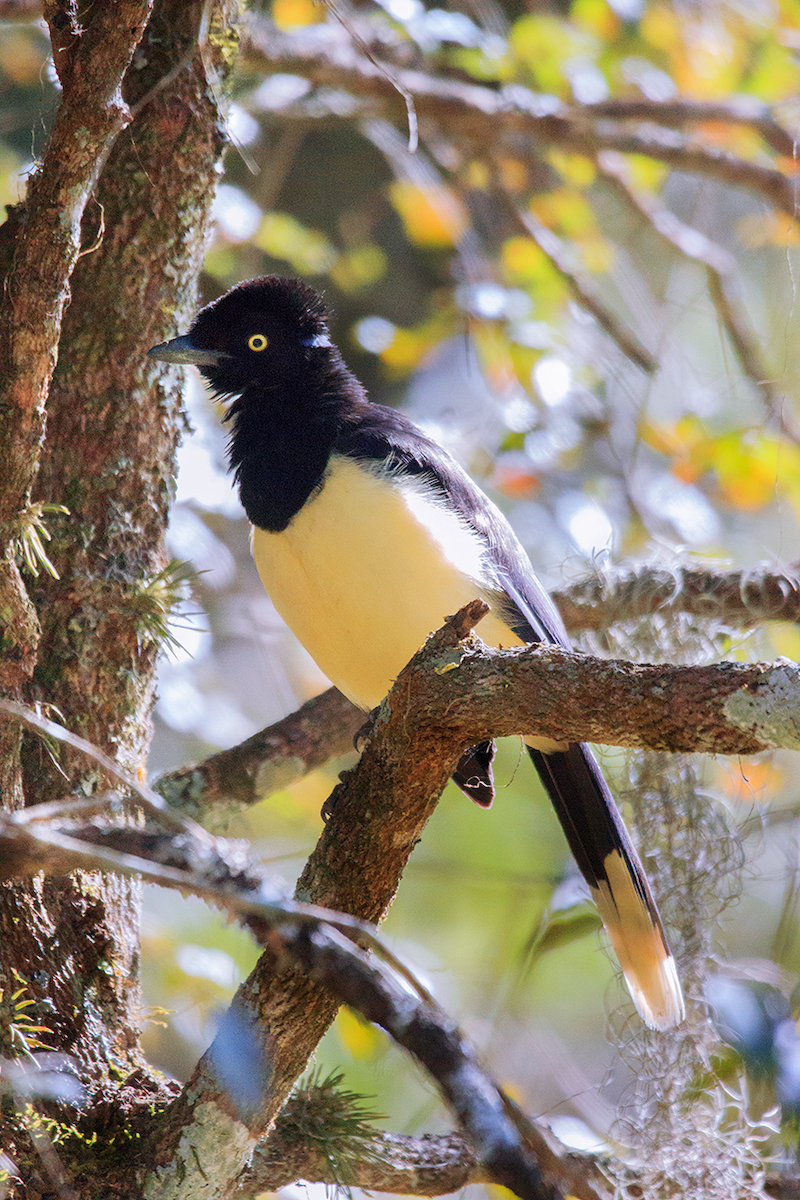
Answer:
[
  {"left": 450, "top": 596, "right": 490, "bottom": 639},
  {"left": 596, "top": 152, "right": 800, "bottom": 445},
  {"left": 551, "top": 561, "right": 800, "bottom": 633},
  {"left": 0, "top": 0, "right": 43, "bottom": 19},
  {"left": 324, "top": 0, "right": 418, "bottom": 152},
  {"left": 10, "top": 790, "right": 127, "bottom": 824},
  {"left": 239, "top": 1127, "right": 484, "bottom": 1196},
  {"left": 155, "top": 685, "right": 363, "bottom": 823},
  {"left": 586, "top": 97, "right": 798, "bottom": 160},
  {"left": 0, "top": 800, "right": 435, "bottom": 1006},
  {"left": 580, "top": 118, "right": 798, "bottom": 218},
  {"left": 595, "top": 150, "right": 734, "bottom": 274},
  {"left": 0, "top": 697, "right": 200, "bottom": 835},
  {"left": 705, "top": 268, "right": 800, "bottom": 446},
  {"left": 282, "top": 921, "right": 561, "bottom": 1200},
  {"left": 494, "top": 186, "right": 656, "bottom": 372}
]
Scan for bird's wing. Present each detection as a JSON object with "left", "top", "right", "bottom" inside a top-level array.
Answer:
[{"left": 337, "top": 404, "right": 566, "bottom": 644}]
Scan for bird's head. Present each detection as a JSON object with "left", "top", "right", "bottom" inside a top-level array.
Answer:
[{"left": 148, "top": 276, "right": 334, "bottom": 398}]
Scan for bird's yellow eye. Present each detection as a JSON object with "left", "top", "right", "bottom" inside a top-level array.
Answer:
[{"left": 248, "top": 334, "right": 268, "bottom": 352}]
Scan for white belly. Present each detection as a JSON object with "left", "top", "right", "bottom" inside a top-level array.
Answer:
[{"left": 251, "top": 455, "right": 524, "bottom": 710}]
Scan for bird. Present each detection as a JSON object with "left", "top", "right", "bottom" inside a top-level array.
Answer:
[{"left": 148, "top": 275, "right": 685, "bottom": 1030}]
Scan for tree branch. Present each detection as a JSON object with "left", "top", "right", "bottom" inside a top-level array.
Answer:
[
  {"left": 493, "top": 187, "right": 656, "bottom": 372},
  {"left": 0, "top": 0, "right": 151, "bottom": 529},
  {"left": 6, "top": 594, "right": 798, "bottom": 1198},
  {"left": 151, "top": 562, "right": 800, "bottom": 824},
  {"left": 364, "top": 634, "right": 800, "bottom": 756},
  {"left": 0, "top": 761, "right": 568, "bottom": 1200},
  {"left": 550, "top": 562, "right": 800, "bottom": 633},
  {"left": 238, "top": 1114, "right": 608, "bottom": 1200},
  {"left": 595, "top": 152, "right": 800, "bottom": 446},
  {"left": 138, "top": 597, "right": 797, "bottom": 1195},
  {"left": 238, "top": 1127, "right": 486, "bottom": 1197},
  {"left": 275, "top": 922, "right": 561, "bottom": 1200},
  {"left": 586, "top": 96, "right": 797, "bottom": 159},
  {"left": 244, "top": 21, "right": 799, "bottom": 216},
  {"left": 156, "top": 686, "right": 363, "bottom": 827}
]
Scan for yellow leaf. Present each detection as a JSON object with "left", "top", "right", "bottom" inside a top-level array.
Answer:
[
  {"left": 509, "top": 14, "right": 578, "bottom": 93},
  {"left": 712, "top": 435, "right": 762, "bottom": 507},
  {"left": 330, "top": 244, "right": 387, "bottom": 292},
  {"left": 449, "top": 45, "right": 515, "bottom": 83},
  {"left": 379, "top": 309, "right": 454, "bottom": 373},
  {"left": 712, "top": 431, "right": 800, "bottom": 511},
  {"left": 337, "top": 1005, "right": 382, "bottom": 1059},
  {"left": 204, "top": 244, "right": 238, "bottom": 281},
  {"left": 570, "top": 0, "right": 619, "bottom": 39},
  {"left": 581, "top": 233, "right": 614, "bottom": 273},
  {"left": 508, "top": 341, "right": 542, "bottom": 389},
  {"left": 532, "top": 188, "right": 596, "bottom": 239},
  {"left": 272, "top": 0, "right": 322, "bottom": 28},
  {"left": 501, "top": 237, "right": 563, "bottom": 291},
  {"left": 625, "top": 155, "right": 668, "bottom": 194},
  {"left": 738, "top": 212, "right": 800, "bottom": 248},
  {"left": 674, "top": 25, "right": 743, "bottom": 99},
  {"left": 255, "top": 211, "right": 337, "bottom": 273},
  {"left": 500, "top": 241, "right": 567, "bottom": 316},
  {"left": 640, "top": 416, "right": 706, "bottom": 460},
  {"left": 502, "top": 236, "right": 549, "bottom": 281},
  {"left": 378, "top": 329, "right": 427, "bottom": 372},
  {"left": 779, "top": 0, "right": 800, "bottom": 27},
  {"left": 745, "top": 37, "right": 800, "bottom": 102},
  {"left": 639, "top": 4, "right": 680, "bottom": 53},
  {"left": 771, "top": 621, "right": 800, "bottom": 663},
  {"left": 498, "top": 1078, "right": 527, "bottom": 1105},
  {"left": 389, "top": 181, "right": 467, "bottom": 248},
  {"left": 546, "top": 150, "right": 596, "bottom": 189},
  {"left": 472, "top": 323, "right": 520, "bottom": 391},
  {"left": 466, "top": 160, "right": 491, "bottom": 190}
]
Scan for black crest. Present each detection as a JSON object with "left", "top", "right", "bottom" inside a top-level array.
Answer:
[{"left": 189, "top": 276, "right": 331, "bottom": 347}]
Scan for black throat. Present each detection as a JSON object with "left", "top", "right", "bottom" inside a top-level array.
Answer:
[{"left": 224, "top": 358, "right": 367, "bottom": 533}]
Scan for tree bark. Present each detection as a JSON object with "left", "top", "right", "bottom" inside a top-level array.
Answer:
[{"left": 0, "top": 1, "right": 235, "bottom": 1193}]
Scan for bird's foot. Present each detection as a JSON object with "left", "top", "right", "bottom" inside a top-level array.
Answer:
[
  {"left": 353, "top": 706, "right": 380, "bottom": 752},
  {"left": 321, "top": 767, "right": 356, "bottom": 822}
]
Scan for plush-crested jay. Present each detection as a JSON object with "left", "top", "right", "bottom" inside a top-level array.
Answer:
[{"left": 149, "top": 276, "right": 684, "bottom": 1030}]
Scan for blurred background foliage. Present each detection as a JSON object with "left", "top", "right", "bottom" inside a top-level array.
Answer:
[{"left": 3, "top": 0, "right": 800, "bottom": 1176}]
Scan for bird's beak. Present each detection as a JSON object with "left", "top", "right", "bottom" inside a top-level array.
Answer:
[{"left": 148, "top": 334, "right": 227, "bottom": 367}]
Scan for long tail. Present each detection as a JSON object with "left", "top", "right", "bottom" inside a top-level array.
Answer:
[{"left": 528, "top": 742, "right": 684, "bottom": 1030}]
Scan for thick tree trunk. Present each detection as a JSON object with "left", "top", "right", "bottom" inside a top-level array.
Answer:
[{"left": 0, "top": 2, "right": 234, "bottom": 1192}]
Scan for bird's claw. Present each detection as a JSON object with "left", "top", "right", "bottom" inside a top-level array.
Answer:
[{"left": 353, "top": 706, "right": 380, "bottom": 752}]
